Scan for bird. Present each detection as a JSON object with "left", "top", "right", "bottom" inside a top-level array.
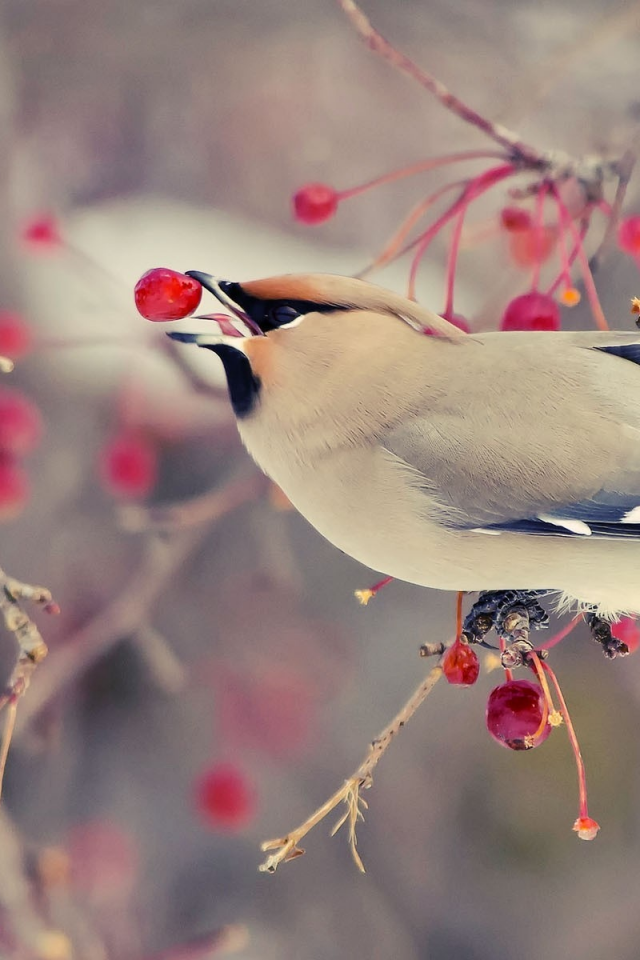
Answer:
[{"left": 168, "top": 270, "right": 640, "bottom": 646}]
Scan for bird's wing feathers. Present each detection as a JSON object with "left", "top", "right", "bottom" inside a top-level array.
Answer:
[{"left": 381, "top": 334, "right": 640, "bottom": 540}]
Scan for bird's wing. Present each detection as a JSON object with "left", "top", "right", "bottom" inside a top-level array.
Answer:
[{"left": 381, "top": 334, "right": 640, "bottom": 540}]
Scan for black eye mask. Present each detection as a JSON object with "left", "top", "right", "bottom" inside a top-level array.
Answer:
[{"left": 218, "top": 281, "right": 347, "bottom": 332}]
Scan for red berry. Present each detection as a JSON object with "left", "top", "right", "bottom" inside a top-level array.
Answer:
[
  {"left": 292, "top": 184, "right": 339, "bottom": 225},
  {"left": 134, "top": 268, "right": 202, "bottom": 321},
  {"left": 500, "top": 207, "right": 532, "bottom": 232},
  {"left": 500, "top": 292, "right": 561, "bottom": 332},
  {"left": 613, "top": 617, "right": 640, "bottom": 654},
  {"left": 195, "top": 763, "right": 255, "bottom": 831},
  {"left": 0, "top": 312, "right": 32, "bottom": 359},
  {"left": 21, "top": 214, "right": 63, "bottom": 249},
  {"left": 0, "top": 387, "right": 43, "bottom": 455},
  {"left": 442, "top": 639, "right": 479, "bottom": 685},
  {"left": 0, "top": 456, "right": 29, "bottom": 520},
  {"left": 99, "top": 431, "right": 157, "bottom": 499},
  {"left": 486, "top": 679, "right": 552, "bottom": 750},
  {"left": 618, "top": 216, "right": 640, "bottom": 256}
]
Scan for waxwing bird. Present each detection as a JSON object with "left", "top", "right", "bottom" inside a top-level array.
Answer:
[{"left": 169, "top": 271, "right": 640, "bottom": 633}]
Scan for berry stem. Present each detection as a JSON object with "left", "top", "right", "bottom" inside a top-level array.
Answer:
[
  {"left": 443, "top": 206, "right": 467, "bottom": 317},
  {"left": 455, "top": 590, "right": 464, "bottom": 641},
  {"left": 338, "top": 150, "right": 509, "bottom": 201},
  {"left": 357, "top": 177, "right": 470, "bottom": 276},
  {"left": 525, "top": 651, "right": 555, "bottom": 741},
  {"left": 336, "top": 0, "right": 543, "bottom": 165},
  {"left": 551, "top": 187, "right": 609, "bottom": 331},
  {"left": 539, "top": 614, "right": 581, "bottom": 651},
  {"left": 530, "top": 181, "right": 549, "bottom": 292},
  {"left": 408, "top": 163, "right": 517, "bottom": 299},
  {"left": 546, "top": 214, "right": 590, "bottom": 296},
  {"left": 354, "top": 575, "right": 394, "bottom": 605},
  {"left": 499, "top": 638, "right": 513, "bottom": 683},
  {"left": 542, "top": 660, "right": 592, "bottom": 822}
]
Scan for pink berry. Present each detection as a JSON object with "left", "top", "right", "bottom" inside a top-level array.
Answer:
[
  {"left": 507, "top": 226, "right": 556, "bottom": 268},
  {"left": 486, "top": 679, "right": 552, "bottom": 750},
  {"left": 21, "top": 214, "right": 63, "bottom": 249},
  {"left": 0, "top": 456, "right": 29, "bottom": 520},
  {"left": 500, "top": 292, "right": 561, "bottom": 332},
  {"left": 500, "top": 207, "right": 532, "bottom": 232},
  {"left": 99, "top": 431, "right": 157, "bottom": 499},
  {"left": 194, "top": 763, "right": 255, "bottom": 831},
  {"left": 0, "top": 312, "right": 33, "bottom": 359},
  {"left": 618, "top": 216, "right": 640, "bottom": 256},
  {"left": 134, "top": 268, "right": 202, "bottom": 321},
  {"left": 0, "top": 387, "right": 43, "bottom": 455},
  {"left": 292, "top": 184, "right": 339, "bottom": 225},
  {"left": 442, "top": 639, "right": 479, "bottom": 685}
]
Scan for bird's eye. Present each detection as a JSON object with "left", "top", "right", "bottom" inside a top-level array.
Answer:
[{"left": 269, "top": 304, "right": 301, "bottom": 327}]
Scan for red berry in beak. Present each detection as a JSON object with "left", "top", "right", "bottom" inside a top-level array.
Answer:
[{"left": 134, "top": 268, "right": 202, "bottom": 321}]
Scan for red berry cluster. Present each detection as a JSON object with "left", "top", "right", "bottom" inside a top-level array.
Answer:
[
  {"left": 0, "top": 386, "right": 43, "bottom": 521},
  {"left": 290, "top": 139, "right": 626, "bottom": 333}
]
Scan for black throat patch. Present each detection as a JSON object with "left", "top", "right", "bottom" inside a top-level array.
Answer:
[{"left": 203, "top": 344, "right": 261, "bottom": 418}]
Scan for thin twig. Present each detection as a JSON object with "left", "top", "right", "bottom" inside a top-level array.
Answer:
[
  {"left": 0, "top": 568, "right": 53, "bottom": 795},
  {"left": 336, "top": 0, "right": 543, "bottom": 165},
  {"left": 259, "top": 662, "right": 443, "bottom": 874}
]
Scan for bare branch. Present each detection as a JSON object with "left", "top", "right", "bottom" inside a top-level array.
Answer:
[
  {"left": 335, "top": 0, "right": 543, "bottom": 165},
  {"left": 259, "top": 662, "right": 443, "bottom": 874}
]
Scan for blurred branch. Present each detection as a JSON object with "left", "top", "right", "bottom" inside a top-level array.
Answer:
[
  {"left": 15, "top": 472, "right": 264, "bottom": 735},
  {"left": 118, "top": 471, "right": 267, "bottom": 533},
  {"left": 259, "top": 661, "right": 443, "bottom": 874}
]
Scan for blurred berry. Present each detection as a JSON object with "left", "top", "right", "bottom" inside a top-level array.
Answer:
[
  {"left": 507, "top": 226, "right": 556, "bottom": 268},
  {"left": 21, "top": 214, "right": 63, "bottom": 250},
  {"left": 67, "top": 820, "right": 139, "bottom": 897},
  {"left": 216, "top": 667, "right": 316, "bottom": 759},
  {"left": 134, "top": 268, "right": 202, "bottom": 321},
  {"left": 500, "top": 292, "right": 561, "bottom": 332},
  {"left": 0, "top": 455, "right": 30, "bottom": 520},
  {"left": 0, "top": 312, "right": 33, "bottom": 359},
  {"left": 618, "top": 216, "right": 640, "bottom": 256},
  {"left": 500, "top": 206, "right": 532, "bottom": 232},
  {"left": 195, "top": 763, "right": 255, "bottom": 831},
  {"left": 293, "top": 184, "right": 339, "bottom": 224},
  {"left": 0, "top": 387, "right": 43, "bottom": 455},
  {"left": 486, "top": 679, "right": 551, "bottom": 750},
  {"left": 99, "top": 431, "right": 157, "bottom": 499}
]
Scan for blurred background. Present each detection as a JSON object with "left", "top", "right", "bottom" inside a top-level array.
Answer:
[{"left": 2, "top": 1, "right": 640, "bottom": 958}]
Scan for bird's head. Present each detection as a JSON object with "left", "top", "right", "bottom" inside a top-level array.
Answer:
[{"left": 168, "top": 271, "right": 465, "bottom": 420}]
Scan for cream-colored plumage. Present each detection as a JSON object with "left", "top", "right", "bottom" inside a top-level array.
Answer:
[{"left": 174, "top": 272, "right": 640, "bottom": 618}]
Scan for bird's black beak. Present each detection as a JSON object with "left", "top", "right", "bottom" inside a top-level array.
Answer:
[{"left": 185, "top": 271, "right": 264, "bottom": 337}]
